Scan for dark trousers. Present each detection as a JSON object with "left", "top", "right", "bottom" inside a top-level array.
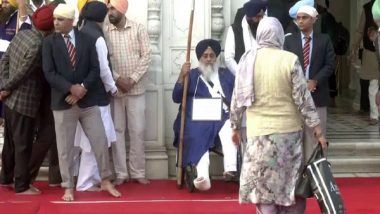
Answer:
[
  {"left": 29, "top": 93, "right": 61, "bottom": 184},
  {"left": 0, "top": 106, "right": 35, "bottom": 192},
  {"left": 360, "top": 79, "right": 370, "bottom": 112},
  {"left": 329, "top": 72, "right": 338, "bottom": 97}
]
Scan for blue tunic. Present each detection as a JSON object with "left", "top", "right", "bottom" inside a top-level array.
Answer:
[{"left": 172, "top": 68, "right": 235, "bottom": 167}]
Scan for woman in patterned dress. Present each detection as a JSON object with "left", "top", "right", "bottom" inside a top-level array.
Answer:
[{"left": 230, "top": 17, "right": 328, "bottom": 214}]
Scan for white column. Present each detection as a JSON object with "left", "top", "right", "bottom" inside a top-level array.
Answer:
[
  {"left": 211, "top": 0, "right": 225, "bottom": 43},
  {"left": 145, "top": 0, "right": 168, "bottom": 179}
]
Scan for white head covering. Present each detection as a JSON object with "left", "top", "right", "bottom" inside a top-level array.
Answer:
[
  {"left": 53, "top": 4, "right": 75, "bottom": 19},
  {"left": 297, "top": 5, "right": 318, "bottom": 18},
  {"left": 231, "top": 17, "right": 284, "bottom": 112},
  {"left": 289, "top": 0, "right": 315, "bottom": 19},
  {"left": 256, "top": 17, "right": 284, "bottom": 49}
]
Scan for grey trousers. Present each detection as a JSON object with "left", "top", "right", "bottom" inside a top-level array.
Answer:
[
  {"left": 53, "top": 105, "right": 111, "bottom": 188},
  {"left": 111, "top": 94, "right": 146, "bottom": 179},
  {"left": 303, "top": 107, "right": 327, "bottom": 162},
  {"left": 256, "top": 198, "right": 306, "bottom": 214}
]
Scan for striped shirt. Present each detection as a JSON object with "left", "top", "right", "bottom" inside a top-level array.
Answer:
[{"left": 103, "top": 17, "right": 151, "bottom": 96}]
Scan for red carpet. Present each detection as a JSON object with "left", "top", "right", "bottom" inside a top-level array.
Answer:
[{"left": 0, "top": 178, "right": 378, "bottom": 213}]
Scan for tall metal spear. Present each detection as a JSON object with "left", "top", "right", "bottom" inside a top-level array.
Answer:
[{"left": 176, "top": 0, "right": 195, "bottom": 188}]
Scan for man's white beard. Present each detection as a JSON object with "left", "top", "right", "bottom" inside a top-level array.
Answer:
[{"left": 199, "top": 62, "right": 218, "bottom": 81}]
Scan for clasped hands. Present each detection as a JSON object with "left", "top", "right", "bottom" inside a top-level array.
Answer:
[
  {"left": 307, "top": 80, "right": 317, "bottom": 92},
  {"left": 65, "top": 84, "right": 87, "bottom": 105},
  {"left": 116, "top": 77, "right": 135, "bottom": 93}
]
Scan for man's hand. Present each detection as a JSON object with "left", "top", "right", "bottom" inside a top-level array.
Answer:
[
  {"left": 125, "top": 78, "right": 135, "bottom": 92},
  {"left": 0, "top": 91, "right": 11, "bottom": 101},
  {"left": 307, "top": 80, "right": 317, "bottom": 92},
  {"left": 70, "top": 84, "right": 87, "bottom": 99},
  {"left": 232, "top": 129, "right": 241, "bottom": 146},
  {"left": 116, "top": 77, "right": 135, "bottom": 93},
  {"left": 65, "top": 94, "right": 80, "bottom": 105},
  {"left": 178, "top": 62, "right": 191, "bottom": 84},
  {"left": 116, "top": 77, "right": 129, "bottom": 93},
  {"left": 367, "top": 27, "right": 378, "bottom": 42},
  {"left": 313, "top": 125, "right": 328, "bottom": 149}
]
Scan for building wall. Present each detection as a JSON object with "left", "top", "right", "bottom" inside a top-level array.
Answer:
[{"left": 0, "top": 0, "right": 361, "bottom": 179}]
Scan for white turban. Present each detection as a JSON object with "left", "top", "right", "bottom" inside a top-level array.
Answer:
[
  {"left": 297, "top": 5, "right": 318, "bottom": 18},
  {"left": 53, "top": 4, "right": 75, "bottom": 19}
]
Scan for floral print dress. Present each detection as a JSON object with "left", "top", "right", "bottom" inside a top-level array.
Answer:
[{"left": 238, "top": 61, "right": 320, "bottom": 206}]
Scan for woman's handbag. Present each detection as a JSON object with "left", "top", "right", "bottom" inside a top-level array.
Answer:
[
  {"left": 295, "top": 144, "right": 346, "bottom": 214},
  {"left": 295, "top": 144, "right": 323, "bottom": 198}
]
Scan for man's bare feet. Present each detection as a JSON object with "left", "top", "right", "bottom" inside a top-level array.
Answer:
[
  {"left": 101, "top": 180, "right": 121, "bottom": 198},
  {"left": 16, "top": 188, "right": 41, "bottom": 195},
  {"left": 132, "top": 178, "right": 150, "bottom": 185},
  {"left": 62, "top": 188, "right": 75, "bottom": 201}
]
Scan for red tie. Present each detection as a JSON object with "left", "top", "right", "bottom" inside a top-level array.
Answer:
[
  {"left": 303, "top": 36, "right": 311, "bottom": 71},
  {"left": 64, "top": 35, "right": 76, "bottom": 68}
]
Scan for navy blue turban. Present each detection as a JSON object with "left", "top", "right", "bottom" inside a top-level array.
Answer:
[
  {"left": 195, "top": 39, "right": 221, "bottom": 60},
  {"left": 81, "top": 1, "right": 108, "bottom": 22},
  {"left": 243, "top": 0, "right": 268, "bottom": 18}
]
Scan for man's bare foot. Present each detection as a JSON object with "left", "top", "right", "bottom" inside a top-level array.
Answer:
[
  {"left": 16, "top": 188, "right": 41, "bottom": 195},
  {"left": 85, "top": 186, "right": 101, "bottom": 192},
  {"left": 62, "top": 188, "right": 74, "bottom": 201},
  {"left": 132, "top": 178, "right": 150, "bottom": 185},
  {"left": 101, "top": 180, "right": 121, "bottom": 198}
]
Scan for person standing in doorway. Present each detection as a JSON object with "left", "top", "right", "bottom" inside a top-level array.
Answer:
[{"left": 351, "top": 0, "right": 379, "bottom": 125}]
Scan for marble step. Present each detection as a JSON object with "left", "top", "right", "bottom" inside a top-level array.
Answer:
[
  {"left": 328, "top": 156, "right": 380, "bottom": 173},
  {"left": 328, "top": 141, "right": 380, "bottom": 156}
]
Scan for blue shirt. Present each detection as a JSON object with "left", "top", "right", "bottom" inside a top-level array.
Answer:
[{"left": 301, "top": 31, "right": 313, "bottom": 79}]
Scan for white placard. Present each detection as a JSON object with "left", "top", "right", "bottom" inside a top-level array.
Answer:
[
  {"left": 0, "top": 40, "right": 10, "bottom": 53},
  {"left": 192, "top": 98, "right": 222, "bottom": 121}
]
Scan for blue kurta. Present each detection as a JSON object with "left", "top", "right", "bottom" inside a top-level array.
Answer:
[{"left": 172, "top": 68, "right": 235, "bottom": 167}]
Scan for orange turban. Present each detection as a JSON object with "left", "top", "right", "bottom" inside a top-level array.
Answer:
[{"left": 110, "top": 0, "right": 128, "bottom": 14}]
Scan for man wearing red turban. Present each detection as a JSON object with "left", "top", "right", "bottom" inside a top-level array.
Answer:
[{"left": 0, "top": 5, "right": 55, "bottom": 194}]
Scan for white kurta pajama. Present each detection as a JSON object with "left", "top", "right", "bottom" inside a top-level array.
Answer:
[{"left": 73, "top": 37, "right": 117, "bottom": 191}]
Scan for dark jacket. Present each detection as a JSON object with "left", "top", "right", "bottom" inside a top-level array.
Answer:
[
  {"left": 284, "top": 32, "right": 335, "bottom": 107},
  {"left": 42, "top": 28, "right": 107, "bottom": 110}
]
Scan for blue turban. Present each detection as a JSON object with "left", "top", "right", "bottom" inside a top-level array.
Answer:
[
  {"left": 289, "top": 0, "right": 315, "bottom": 19},
  {"left": 195, "top": 39, "right": 221, "bottom": 60},
  {"left": 82, "top": 1, "right": 108, "bottom": 22},
  {"left": 243, "top": 0, "right": 268, "bottom": 18}
]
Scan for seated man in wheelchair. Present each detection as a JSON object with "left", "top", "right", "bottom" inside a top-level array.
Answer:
[{"left": 172, "top": 39, "right": 238, "bottom": 191}]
